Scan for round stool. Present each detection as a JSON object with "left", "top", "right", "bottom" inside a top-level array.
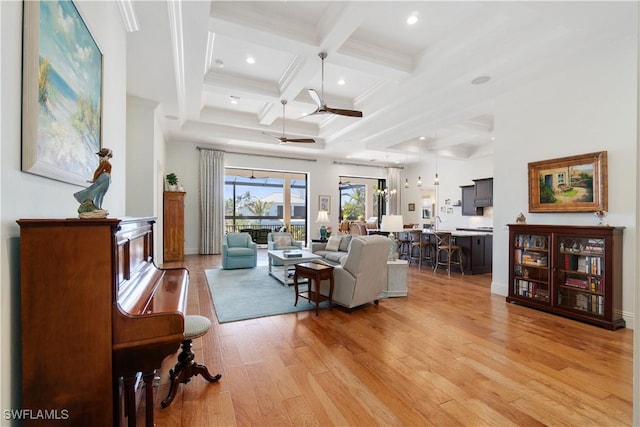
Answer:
[{"left": 161, "top": 315, "right": 221, "bottom": 408}]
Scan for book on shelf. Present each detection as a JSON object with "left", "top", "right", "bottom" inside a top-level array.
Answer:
[{"left": 564, "top": 277, "right": 589, "bottom": 289}]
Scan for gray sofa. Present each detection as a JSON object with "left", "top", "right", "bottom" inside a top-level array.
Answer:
[
  {"left": 312, "top": 235, "right": 391, "bottom": 309},
  {"left": 310, "top": 233, "right": 353, "bottom": 265}
]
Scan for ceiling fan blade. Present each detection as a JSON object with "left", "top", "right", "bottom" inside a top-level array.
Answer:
[
  {"left": 325, "top": 107, "right": 363, "bottom": 117},
  {"left": 280, "top": 137, "right": 316, "bottom": 144},
  {"left": 307, "top": 89, "right": 323, "bottom": 108},
  {"left": 308, "top": 53, "right": 363, "bottom": 118},
  {"left": 263, "top": 100, "right": 316, "bottom": 143}
]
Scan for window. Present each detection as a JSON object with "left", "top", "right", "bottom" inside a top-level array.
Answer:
[
  {"left": 338, "top": 176, "right": 385, "bottom": 222},
  {"left": 224, "top": 169, "right": 307, "bottom": 241}
]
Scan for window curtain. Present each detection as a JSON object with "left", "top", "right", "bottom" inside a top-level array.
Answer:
[
  {"left": 199, "top": 149, "right": 225, "bottom": 254},
  {"left": 387, "top": 167, "right": 401, "bottom": 215}
]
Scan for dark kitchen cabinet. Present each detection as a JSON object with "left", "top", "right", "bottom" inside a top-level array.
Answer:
[
  {"left": 473, "top": 178, "right": 493, "bottom": 207},
  {"left": 461, "top": 185, "right": 482, "bottom": 216},
  {"left": 454, "top": 234, "right": 493, "bottom": 274}
]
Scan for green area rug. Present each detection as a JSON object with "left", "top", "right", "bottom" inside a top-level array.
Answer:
[{"left": 205, "top": 266, "right": 328, "bottom": 323}]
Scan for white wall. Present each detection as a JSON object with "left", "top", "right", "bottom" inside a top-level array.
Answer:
[
  {"left": 0, "top": 0, "right": 127, "bottom": 417},
  {"left": 403, "top": 156, "right": 494, "bottom": 229},
  {"left": 492, "top": 36, "right": 637, "bottom": 326}
]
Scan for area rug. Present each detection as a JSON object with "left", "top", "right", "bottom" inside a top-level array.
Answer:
[{"left": 205, "top": 266, "right": 328, "bottom": 323}]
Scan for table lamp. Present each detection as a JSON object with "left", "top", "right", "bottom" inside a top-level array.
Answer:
[
  {"left": 381, "top": 214, "right": 404, "bottom": 260},
  {"left": 316, "top": 210, "right": 330, "bottom": 240}
]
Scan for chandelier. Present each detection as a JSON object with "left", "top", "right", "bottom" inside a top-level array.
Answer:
[{"left": 374, "top": 186, "right": 397, "bottom": 200}]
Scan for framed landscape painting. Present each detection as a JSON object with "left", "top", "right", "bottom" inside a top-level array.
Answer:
[
  {"left": 528, "top": 151, "right": 608, "bottom": 213},
  {"left": 21, "top": 0, "right": 103, "bottom": 186}
]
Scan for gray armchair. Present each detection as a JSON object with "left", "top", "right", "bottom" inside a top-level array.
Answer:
[
  {"left": 317, "top": 235, "right": 391, "bottom": 309},
  {"left": 267, "top": 232, "right": 302, "bottom": 266},
  {"left": 222, "top": 232, "right": 257, "bottom": 269}
]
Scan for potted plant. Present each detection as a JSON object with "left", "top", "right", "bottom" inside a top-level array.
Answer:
[{"left": 166, "top": 173, "right": 179, "bottom": 191}]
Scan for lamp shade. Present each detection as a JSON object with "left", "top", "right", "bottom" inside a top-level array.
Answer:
[
  {"left": 316, "top": 210, "right": 330, "bottom": 224},
  {"left": 380, "top": 215, "right": 404, "bottom": 232}
]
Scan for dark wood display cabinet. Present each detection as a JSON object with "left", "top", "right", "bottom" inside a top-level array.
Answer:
[{"left": 507, "top": 224, "right": 625, "bottom": 330}]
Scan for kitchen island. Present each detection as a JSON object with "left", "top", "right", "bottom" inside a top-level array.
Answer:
[{"left": 419, "top": 228, "right": 493, "bottom": 275}]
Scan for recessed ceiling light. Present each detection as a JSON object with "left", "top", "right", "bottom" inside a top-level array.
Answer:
[
  {"left": 214, "top": 59, "right": 224, "bottom": 68},
  {"left": 165, "top": 114, "right": 178, "bottom": 121},
  {"left": 229, "top": 95, "right": 240, "bottom": 104},
  {"left": 246, "top": 56, "right": 255, "bottom": 64},
  {"left": 338, "top": 79, "right": 345, "bottom": 85},
  {"left": 407, "top": 13, "right": 418, "bottom": 25},
  {"left": 419, "top": 136, "right": 426, "bottom": 140},
  {"left": 472, "top": 75, "right": 491, "bottom": 85}
]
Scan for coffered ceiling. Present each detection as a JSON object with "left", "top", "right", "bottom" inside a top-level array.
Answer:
[{"left": 125, "top": 1, "right": 635, "bottom": 165}]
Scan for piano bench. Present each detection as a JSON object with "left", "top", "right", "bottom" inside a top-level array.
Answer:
[{"left": 161, "top": 315, "right": 222, "bottom": 408}]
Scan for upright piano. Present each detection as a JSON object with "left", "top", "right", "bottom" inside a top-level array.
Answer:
[{"left": 18, "top": 217, "right": 188, "bottom": 427}]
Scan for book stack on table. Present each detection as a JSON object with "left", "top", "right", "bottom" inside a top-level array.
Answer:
[{"left": 283, "top": 250, "right": 303, "bottom": 258}]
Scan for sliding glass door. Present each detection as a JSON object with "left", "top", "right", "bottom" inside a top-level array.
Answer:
[{"left": 224, "top": 169, "right": 308, "bottom": 242}]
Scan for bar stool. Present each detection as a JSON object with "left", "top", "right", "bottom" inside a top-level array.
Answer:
[
  {"left": 433, "top": 232, "right": 464, "bottom": 277},
  {"left": 408, "top": 230, "right": 424, "bottom": 269},
  {"left": 397, "top": 231, "right": 410, "bottom": 260},
  {"left": 161, "top": 315, "right": 222, "bottom": 408},
  {"left": 420, "top": 232, "right": 434, "bottom": 268}
]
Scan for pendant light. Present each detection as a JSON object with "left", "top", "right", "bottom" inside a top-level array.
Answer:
[{"left": 403, "top": 149, "right": 409, "bottom": 188}]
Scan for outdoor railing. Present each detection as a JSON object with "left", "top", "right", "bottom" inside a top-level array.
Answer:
[{"left": 224, "top": 223, "right": 307, "bottom": 244}]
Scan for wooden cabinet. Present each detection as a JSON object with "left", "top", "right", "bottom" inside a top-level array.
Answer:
[
  {"left": 164, "top": 191, "right": 185, "bottom": 261},
  {"left": 461, "top": 185, "right": 482, "bottom": 216},
  {"left": 473, "top": 178, "right": 493, "bottom": 207},
  {"left": 507, "top": 224, "right": 625, "bottom": 330}
]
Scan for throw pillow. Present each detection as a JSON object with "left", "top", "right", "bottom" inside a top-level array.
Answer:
[
  {"left": 274, "top": 235, "right": 292, "bottom": 247},
  {"left": 338, "top": 234, "right": 352, "bottom": 252},
  {"left": 325, "top": 235, "right": 342, "bottom": 251}
]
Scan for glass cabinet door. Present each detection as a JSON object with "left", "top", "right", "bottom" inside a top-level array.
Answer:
[
  {"left": 512, "top": 233, "right": 550, "bottom": 304},
  {"left": 556, "top": 236, "right": 605, "bottom": 316}
]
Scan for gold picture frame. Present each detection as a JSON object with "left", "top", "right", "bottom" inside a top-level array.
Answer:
[{"left": 528, "top": 151, "right": 607, "bottom": 213}]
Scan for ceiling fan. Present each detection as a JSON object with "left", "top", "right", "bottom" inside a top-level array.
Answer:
[
  {"left": 262, "top": 100, "right": 315, "bottom": 144},
  {"left": 307, "top": 52, "right": 363, "bottom": 118}
]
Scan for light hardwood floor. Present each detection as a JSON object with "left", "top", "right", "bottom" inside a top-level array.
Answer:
[{"left": 145, "top": 250, "right": 632, "bottom": 426}]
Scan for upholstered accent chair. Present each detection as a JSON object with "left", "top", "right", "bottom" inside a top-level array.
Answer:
[
  {"left": 316, "top": 235, "right": 391, "bottom": 309},
  {"left": 222, "top": 232, "right": 257, "bottom": 269},
  {"left": 267, "top": 232, "right": 303, "bottom": 266}
]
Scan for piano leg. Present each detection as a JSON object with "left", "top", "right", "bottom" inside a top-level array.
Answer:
[
  {"left": 142, "top": 372, "right": 156, "bottom": 427},
  {"left": 161, "top": 338, "right": 222, "bottom": 408},
  {"left": 123, "top": 376, "right": 137, "bottom": 427}
]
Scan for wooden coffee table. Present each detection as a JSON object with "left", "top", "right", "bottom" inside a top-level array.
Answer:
[
  {"left": 293, "top": 262, "right": 335, "bottom": 316},
  {"left": 267, "top": 250, "right": 321, "bottom": 286}
]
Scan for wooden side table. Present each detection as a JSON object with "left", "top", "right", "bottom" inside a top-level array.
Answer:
[{"left": 293, "top": 262, "right": 335, "bottom": 316}]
